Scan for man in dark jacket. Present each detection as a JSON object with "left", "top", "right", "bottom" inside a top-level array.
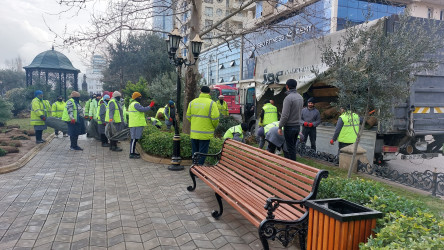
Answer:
[
  {"left": 278, "top": 79, "right": 304, "bottom": 161},
  {"left": 301, "top": 97, "right": 321, "bottom": 151}
]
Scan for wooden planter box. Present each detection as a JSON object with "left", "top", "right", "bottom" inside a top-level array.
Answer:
[{"left": 305, "top": 198, "right": 383, "bottom": 250}]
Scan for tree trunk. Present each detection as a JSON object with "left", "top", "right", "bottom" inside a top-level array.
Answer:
[
  {"left": 347, "top": 113, "right": 368, "bottom": 178},
  {"left": 182, "top": 0, "right": 202, "bottom": 134}
]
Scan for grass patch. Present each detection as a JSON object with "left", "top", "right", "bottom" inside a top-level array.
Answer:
[{"left": 297, "top": 157, "right": 444, "bottom": 216}]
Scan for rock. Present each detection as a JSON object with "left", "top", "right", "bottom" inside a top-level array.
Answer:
[
  {"left": 321, "top": 107, "right": 340, "bottom": 119},
  {"left": 0, "top": 146, "right": 19, "bottom": 153}
]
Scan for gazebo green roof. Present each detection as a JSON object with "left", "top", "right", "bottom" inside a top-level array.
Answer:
[{"left": 23, "top": 47, "right": 80, "bottom": 72}]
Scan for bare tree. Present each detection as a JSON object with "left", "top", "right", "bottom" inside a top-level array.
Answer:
[{"left": 54, "top": 0, "right": 330, "bottom": 132}]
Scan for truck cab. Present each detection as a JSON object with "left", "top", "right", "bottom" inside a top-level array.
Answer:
[{"left": 210, "top": 85, "right": 241, "bottom": 114}]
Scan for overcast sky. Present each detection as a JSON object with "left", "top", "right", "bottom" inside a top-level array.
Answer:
[{"left": 0, "top": 0, "right": 105, "bottom": 73}]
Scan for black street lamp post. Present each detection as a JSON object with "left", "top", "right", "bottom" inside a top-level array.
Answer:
[{"left": 166, "top": 28, "right": 203, "bottom": 171}]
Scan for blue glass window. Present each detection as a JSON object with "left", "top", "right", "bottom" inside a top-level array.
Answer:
[{"left": 256, "top": 2, "right": 263, "bottom": 19}]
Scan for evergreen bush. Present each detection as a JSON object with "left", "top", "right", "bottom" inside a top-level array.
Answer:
[
  {"left": 0, "top": 147, "right": 6, "bottom": 157},
  {"left": 139, "top": 125, "right": 224, "bottom": 164},
  {"left": 317, "top": 177, "right": 443, "bottom": 249},
  {"left": 0, "top": 98, "right": 13, "bottom": 126}
]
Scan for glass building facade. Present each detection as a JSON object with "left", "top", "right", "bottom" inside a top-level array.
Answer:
[{"left": 337, "top": 0, "right": 405, "bottom": 30}]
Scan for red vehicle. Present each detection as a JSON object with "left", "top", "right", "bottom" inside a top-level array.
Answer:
[{"left": 210, "top": 85, "right": 240, "bottom": 114}]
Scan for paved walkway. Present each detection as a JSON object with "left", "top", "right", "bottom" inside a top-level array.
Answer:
[{"left": 0, "top": 135, "right": 298, "bottom": 249}]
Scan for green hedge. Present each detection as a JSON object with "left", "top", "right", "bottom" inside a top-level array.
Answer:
[
  {"left": 0, "top": 148, "right": 6, "bottom": 157},
  {"left": 139, "top": 125, "right": 224, "bottom": 163},
  {"left": 317, "top": 177, "right": 444, "bottom": 249}
]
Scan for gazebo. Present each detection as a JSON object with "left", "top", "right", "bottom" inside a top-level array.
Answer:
[{"left": 23, "top": 47, "right": 80, "bottom": 100}]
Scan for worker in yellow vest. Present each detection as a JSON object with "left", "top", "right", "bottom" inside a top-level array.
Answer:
[
  {"left": 164, "top": 100, "right": 175, "bottom": 130},
  {"left": 147, "top": 117, "right": 162, "bottom": 129},
  {"left": 88, "top": 94, "right": 100, "bottom": 121},
  {"left": 127, "top": 92, "right": 155, "bottom": 158},
  {"left": 330, "top": 107, "right": 361, "bottom": 154},
  {"left": 51, "top": 96, "right": 67, "bottom": 137},
  {"left": 223, "top": 123, "right": 248, "bottom": 142},
  {"left": 216, "top": 95, "right": 229, "bottom": 116},
  {"left": 105, "top": 91, "right": 124, "bottom": 152},
  {"left": 257, "top": 100, "right": 279, "bottom": 149},
  {"left": 96, "top": 95, "right": 110, "bottom": 147},
  {"left": 186, "top": 86, "right": 220, "bottom": 165},
  {"left": 30, "top": 90, "right": 48, "bottom": 144},
  {"left": 62, "top": 91, "right": 85, "bottom": 150},
  {"left": 156, "top": 107, "right": 165, "bottom": 120}
]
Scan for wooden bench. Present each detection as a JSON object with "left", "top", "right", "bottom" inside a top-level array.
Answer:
[{"left": 187, "top": 139, "right": 329, "bottom": 250}]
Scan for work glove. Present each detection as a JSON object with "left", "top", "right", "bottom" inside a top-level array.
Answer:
[
  {"left": 330, "top": 139, "right": 334, "bottom": 145},
  {"left": 303, "top": 122, "right": 308, "bottom": 127},
  {"left": 89, "top": 116, "right": 93, "bottom": 120},
  {"left": 149, "top": 101, "right": 155, "bottom": 108},
  {"left": 308, "top": 123, "right": 313, "bottom": 127},
  {"left": 109, "top": 119, "right": 113, "bottom": 123},
  {"left": 40, "top": 115, "right": 46, "bottom": 121},
  {"left": 71, "top": 119, "right": 76, "bottom": 124},
  {"left": 169, "top": 117, "right": 173, "bottom": 122}
]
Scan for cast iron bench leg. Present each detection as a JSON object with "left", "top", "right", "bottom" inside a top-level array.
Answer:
[
  {"left": 187, "top": 170, "right": 196, "bottom": 191},
  {"left": 211, "top": 193, "right": 223, "bottom": 219}
]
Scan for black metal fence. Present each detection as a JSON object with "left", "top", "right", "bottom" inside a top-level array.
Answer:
[
  {"left": 295, "top": 143, "right": 443, "bottom": 197},
  {"left": 296, "top": 143, "right": 339, "bottom": 165},
  {"left": 357, "top": 161, "right": 444, "bottom": 196}
]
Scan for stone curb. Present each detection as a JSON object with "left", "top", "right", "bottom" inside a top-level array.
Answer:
[
  {"left": 0, "top": 133, "right": 55, "bottom": 174},
  {"left": 136, "top": 143, "right": 193, "bottom": 166}
]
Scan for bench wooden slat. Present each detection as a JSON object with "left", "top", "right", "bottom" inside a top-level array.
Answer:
[
  {"left": 223, "top": 143, "right": 317, "bottom": 187},
  {"left": 194, "top": 165, "right": 303, "bottom": 221},
  {"left": 222, "top": 148, "right": 312, "bottom": 198},
  {"left": 220, "top": 155, "right": 308, "bottom": 202},
  {"left": 215, "top": 162, "right": 305, "bottom": 220},
  {"left": 225, "top": 139, "right": 320, "bottom": 177},
  {"left": 191, "top": 167, "right": 262, "bottom": 227}
]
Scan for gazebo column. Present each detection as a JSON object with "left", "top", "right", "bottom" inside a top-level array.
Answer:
[
  {"left": 74, "top": 73, "right": 78, "bottom": 91},
  {"left": 59, "top": 72, "right": 62, "bottom": 97},
  {"left": 64, "top": 73, "right": 67, "bottom": 101},
  {"left": 45, "top": 71, "right": 49, "bottom": 85}
]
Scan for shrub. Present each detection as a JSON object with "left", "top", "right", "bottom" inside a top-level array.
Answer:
[
  {"left": 317, "top": 177, "right": 444, "bottom": 248},
  {"left": 140, "top": 125, "right": 224, "bottom": 163},
  {"left": 361, "top": 211, "right": 444, "bottom": 249},
  {"left": 0, "top": 148, "right": 5, "bottom": 156},
  {"left": 214, "top": 115, "right": 240, "bottom": 138},
  {"left": 0, "top": 98, "right": 13, "bottom": 125},
  {"left": 5, "top": 88, "right": 27, "bottom": 116}
]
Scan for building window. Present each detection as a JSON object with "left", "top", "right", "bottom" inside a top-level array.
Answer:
[
  {"left": 230, "top": 75, "right": 236, "bottom": 81},
  {"left": 428, "top": 8, "right": 433, "bottom": 19},
  {"left": 205, "top": 7, "right": 213, "bottom": 17},
  {"left": 204, "top": 0, "right": 213, "bottom": 3},
  {"left": 216, "top": 8, "right": 223, "bottom": 16},
  {"left": 219, "top": 77, "right": 224, "bottom": 83},
  {"left": 219, "top": 64, "right": 225, "bottom": 69},
  {"left": 205, "top": 19, "right": 213, "bottom": 29},
  {"left": 230, "top": 60, "right": 236, "bottom": 67},
  {"left": 440, "top": 10, "right": 444, "bottom": 20}
]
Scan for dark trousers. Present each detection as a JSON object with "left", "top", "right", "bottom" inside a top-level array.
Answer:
[
  {"left": 100, "top": 134, "right": 108, "bottom": 144},
  {"left": 302, "top": 127, "right": 317, "bottom": 151},
  {"left": 35, "top": 130, "right": 43, "bottom": 142},
  {"left": 191, "top": 139, "right": 210, "bottom": 165},
  {"left": 283, "top": 125, "right": 300, "bottom": 161},
  {"left": 130, "top": 139, "right": 138, "bottom": 154},
  {"left": 267, "top": 142, "right": 279, "bottom": 154},
  {"left": 70, "top": 135, "right": 78, "bottom": 148},
  {"left": 338, "top": 142, "right": 353, "bottom": 156}
]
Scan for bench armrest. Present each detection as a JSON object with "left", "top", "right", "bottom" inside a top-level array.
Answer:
[
  {"left": 264, "top": 197, "right": 308, "bottom": 220},
  {"left": 192, "top": 152, "right": 221, "bottom": 165}
]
